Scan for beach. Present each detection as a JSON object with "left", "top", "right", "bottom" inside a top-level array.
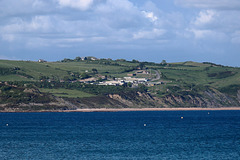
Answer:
[
  {"left": 73, "top": 107, "right": 240, "bottom": 112},
  {"left": 1, "top": 107, "right": 240, "bottom": 113}
]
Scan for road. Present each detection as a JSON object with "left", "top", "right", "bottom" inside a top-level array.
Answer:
[{"left": 151, "top": 70, "right": 161, "bottom": 81}]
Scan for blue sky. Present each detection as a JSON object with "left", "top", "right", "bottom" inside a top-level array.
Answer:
[{"left": 0, "top": 0, "right": 240, "bottom": 66}]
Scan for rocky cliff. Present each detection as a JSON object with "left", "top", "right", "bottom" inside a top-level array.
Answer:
[
  {"left": 1, "top": 85, "right": 239, "bottom": 112},
  {"left": 105, "top": 88, "right": 240, "bottom": 108}
]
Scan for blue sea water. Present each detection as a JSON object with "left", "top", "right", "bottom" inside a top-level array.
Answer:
[{"left": 0, "top": 111, "right": 240, "bottom": 160}]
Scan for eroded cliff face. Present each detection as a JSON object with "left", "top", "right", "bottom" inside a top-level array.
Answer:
[
  {"left": 107, "top": 92, "right": 156, "bottom": 108},
  {"left": 106, "top": 88, "right": 240, "bottom": 108},
  {"left": 1, "top": 88, "right": 240, "bottom": 112},
  {"left": 237, "top": 90, "right": 240, "bottom": 103}
]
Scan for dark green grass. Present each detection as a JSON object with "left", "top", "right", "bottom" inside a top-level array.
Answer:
[{"left": 39, "top": 88, "right": 95, "bottom": 98}]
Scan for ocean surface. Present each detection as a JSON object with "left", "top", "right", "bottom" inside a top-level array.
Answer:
[{"left": 0, "top": 110, "right": 240, "bottom": 160}]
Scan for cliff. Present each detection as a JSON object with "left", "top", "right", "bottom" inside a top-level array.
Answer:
[{"left": 2, "top": 86, "right": 239, "bottom": 112}]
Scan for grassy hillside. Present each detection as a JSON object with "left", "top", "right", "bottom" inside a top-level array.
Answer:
[
  {"left": 0, "top": 60, "right": 133, "bottom": 81},
  {"left": 158, "top": 62, "right": 240, "bottom": 88},
  {"left": 39, "top": 88, "right": 95, "bottom": 98},
  {"left": 0, "top": 59, "right": 239, "bottom": 88},
  {"left": 0, "top": 58, "right": 239, "bottom": 110}
]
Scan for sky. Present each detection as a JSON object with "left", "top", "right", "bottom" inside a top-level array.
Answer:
[{"left": 0, "top": 0, "right": 240, "bottom": 66}]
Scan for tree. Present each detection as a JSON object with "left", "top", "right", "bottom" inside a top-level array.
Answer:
[
  {"left": 132, "top": 59, "right": 139, "bottom": 63},
  {"left": 127, "top": 82, "right": 132, "bottom": 88},
  {"left": 98, "top": 77, "right": 103, "bottom": 82},
  {"left": 74, "top": 56, "right": 81, "bottom": 62},
  {"left": 139, "top": 62, "right": 145, "bottom": 70},
  {"left": 63, "top": 76, "right": 70, "bottom": 82},
  {"left": 81, "top": 73, "right": 90, "bottom": 79},
  {"left": 61, "top": 58, "right": 73, "bottom": 62},
  {"left": 138, "top": 84, "right": 147, "bottom": 92},
  {"left": 116, "top": 59, "right": 126, "bottom": 62},
  {"left": 92, "top": 68, "right": 98, "bottom": 74},
  {"left": 161, "top": 60, "right": 167, "bottom": 65},
  {"left": 39, "top": 76, "right": 49, "bottom": 81}
]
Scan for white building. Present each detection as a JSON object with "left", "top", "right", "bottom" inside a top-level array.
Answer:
[
  {"left": 98, "top": 80, "right": 125, "bottom": 86},
  {"left": 38, "top": 59, "right": 47, "bottom": 63},
  {"left": 124, "top": 77, "right": 148, "bottom": 83}
]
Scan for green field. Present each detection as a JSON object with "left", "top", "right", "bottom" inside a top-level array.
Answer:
[
  {"left": 0, "top": 75, "right": 32, "bottom": 81},
  {"left": 0, "top": 60, "right": 130, "bottom": 81},
  {"left": 0, "top": 59, "right": 239, "bottom": 91},
  {"left": 39, "top": 88, "right": 95, "bottom": 98}
]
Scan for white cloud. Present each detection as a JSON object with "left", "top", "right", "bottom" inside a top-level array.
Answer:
[
  {"left": 0, "top": 0, "right": 167, "bottom": 46},
  {"left": 0, "top": 0, "right": 53, "bottom": 17},
  {"left": 29, "top": 16, "right": 53, "bottom": 31},
  {"left": 186, "top": 8, "right": 240, "bottom": 44},
  {"left": 58, "top": 38, "right": 84, "bottom": 43},
  {"left": 94, "top": 0, "right": 148, "bottom": 31},
  {"left": 0, "top": 0, "right": 237, "bottom": 47},
  {"left": 187, "top": 29, "right": 212, "bottom": 39},
  {"left": 193, "top": 10, "right": 215, "bottom": 26},
  {"left": 32, "top": 0, "right": 47, "bottom": 8},
  {"left": 133, "top": 29, "right": 166, "bottom": 39},
  {"left": 187, "top": 28, "right": 228, "bottom": 41},
  {"left": 142, "top": 11, "right": 158, "bottom": 22},
  {"left": 96, "top": 0, "right": 135, "bottom": 12},
  {"left": 175, "top": 0, "right": 240, "bottom": 10},
  {"left": 1, "top": 16, "right": 53, "bottom": 33},
  {"left": 58, "top": 0, "right": 94, "bottom": 10}
]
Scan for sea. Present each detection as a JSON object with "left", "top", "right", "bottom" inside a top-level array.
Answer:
[{"left": 0, "top": 110, "right": 240, "bottom": 160}]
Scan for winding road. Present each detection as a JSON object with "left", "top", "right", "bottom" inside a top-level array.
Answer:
[{"left": 151, "top": 70, "right": 161, "bottom": 81}]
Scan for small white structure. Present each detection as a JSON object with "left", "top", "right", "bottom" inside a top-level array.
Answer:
[
  {"left": 90, "top": 57, "right": 98, "bottom": 61},
  {"left": 98, "top": 80, "right": 125, "bottom": 86},
  {"left": 79, "top": 77, "right": 97, "bottom": 83},
  {"left": 81, "top": 57, "right": 87, "bottom": 61},
  {"left": 81, "top": 56, "right": 98, "bottom": 61},
  {"left": 124, "top": 77, "right": 148, "bottom": 83},
  {"left": 38, "top": 59, "right": 47, "bottom": 63}
]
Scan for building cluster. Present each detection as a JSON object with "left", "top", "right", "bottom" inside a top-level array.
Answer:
[
  {"left": 36, "top": 59, "right": 163, "bottom": 87},
  {"left": 98, "top": 77, "right": 163, "bottom": 86},
  {"left": 98, "top": 77, "right": 149, "bottom": 86},
  {"left": 98, "top": 80, "right": 126, "bottom": 86}
]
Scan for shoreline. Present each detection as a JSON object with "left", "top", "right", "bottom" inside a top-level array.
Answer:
[
  {"left": 1, "top": 107, "right": 240, "bottom": 113},
  {"left": 73, "top": 107, "right": 240, "bottom": 112}
]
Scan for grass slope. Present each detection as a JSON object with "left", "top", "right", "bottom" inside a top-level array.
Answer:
[
  {"left": 0, "top": 60, "right": 130, "bottom": 81},
  {"left": 39, "top": 88, "right": 95, "bottom": 98},
  {"left": 0, "top": 59, "right": 239, "bottom": 96}
]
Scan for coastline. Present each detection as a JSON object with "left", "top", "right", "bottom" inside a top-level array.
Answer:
[
  {"left": 1, "top": 107, "right": 240, "bottom": 113},
  {"left": 73, "top": 107, "right": 240, "bottom": 112}
]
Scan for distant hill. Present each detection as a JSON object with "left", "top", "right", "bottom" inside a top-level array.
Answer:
[{"left": 0, "top": 58, "right": 239, "bottom": 111}]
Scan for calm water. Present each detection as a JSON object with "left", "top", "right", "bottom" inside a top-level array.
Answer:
[{"left": 0, "top": 111, "right": 240, "bottom": 160}]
